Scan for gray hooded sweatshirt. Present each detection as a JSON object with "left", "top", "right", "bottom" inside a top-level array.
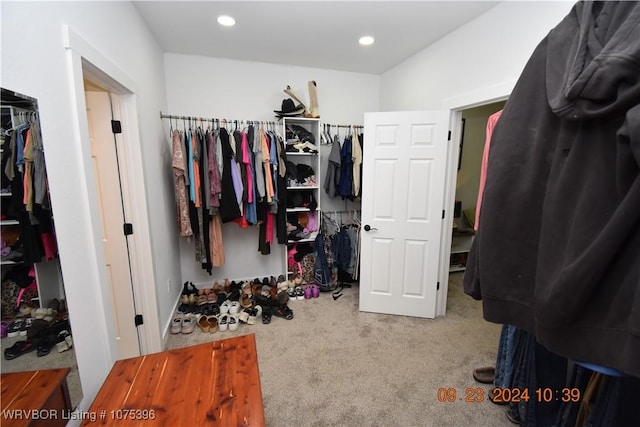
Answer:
[{"left": 463, "top": 1, "right": 640, "bottom": 378}]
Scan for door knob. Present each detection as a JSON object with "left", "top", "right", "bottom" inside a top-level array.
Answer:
[{"left": 364, "top": 224, "right": 378, "bottom": 232}]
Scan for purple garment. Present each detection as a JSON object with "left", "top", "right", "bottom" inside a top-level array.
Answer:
[{"left": 230, "top": 157, "right": 243, "bottom": 206}]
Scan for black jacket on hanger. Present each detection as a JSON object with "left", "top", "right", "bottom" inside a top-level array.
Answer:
[{"left": 464, "top": 1, "right": 640, "bottom": 378}]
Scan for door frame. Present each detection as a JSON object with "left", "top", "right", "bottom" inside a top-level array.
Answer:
[
  {"left": 435, "top": 83, "right": 513, "bottom": 317},
  {"left": 63, "top": 25, "right": 161, "bottom": 401}
]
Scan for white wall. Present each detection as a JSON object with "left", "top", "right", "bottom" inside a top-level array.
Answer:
[
  {"left": 380, "top": 1, "right": 575, "bottom": 110},
  {"left": 164, "top": 53, "right": 379, "bottom": 285},
  {"left": 1, "top": 1, "right": 179, "bottom": 409}
]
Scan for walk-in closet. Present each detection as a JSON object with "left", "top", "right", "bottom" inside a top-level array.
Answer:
[{"left": 1, "top": 88, "right": 81, "bottom": 408}]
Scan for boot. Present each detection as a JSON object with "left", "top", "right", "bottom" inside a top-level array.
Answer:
[
  {"left": 283, "top": 85, "right": 307, "bottom": 113},
  {"left": 307, "top": 80, "right": 320, "bottom": 118}
]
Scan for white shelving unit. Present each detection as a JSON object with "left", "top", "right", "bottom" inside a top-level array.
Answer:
[
  {"left": 449, "top": 234, "right": 474, "bottom": 273},
  {"left": 282, "top": 117, "right": 321, "bottom": 279}
]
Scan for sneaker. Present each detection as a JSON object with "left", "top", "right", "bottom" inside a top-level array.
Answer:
[
  {"left": 295, "top": 286, "right": 305, "bottom": 301},
  {"left": 287, "top": 287, "right": 297, "bottom": 301},
  {"left": 170, "top": 315, "right": 183, "bottom": 334},
  {"left": 228, "top": 301, "right": 241, "bottom": 315},
  {"left": 56, "top": 330, "right": 73, "bottom": 353},
  {"left": 7, "top": 319, "right": 23, "bottom": 338},
  {"left": 219, "top": 314, "right": 229, "bottom": 332},
  {"left": 220, "top": 300, "right": 231, "bottom": 314},
  {"left": 181, "top": 316, "right": 195, "bottom": 334},
  {"left": 228, "top": 315, "right": 239, "bottom": 332},
  {"left": 19, "top": 318, "right": 34, "bottom": 336}
]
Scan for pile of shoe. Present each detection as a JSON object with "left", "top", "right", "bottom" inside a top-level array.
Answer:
[
  {"left": 285, "top": 274, "right": 320, "bottom": 302},
  {"left": 171, "top": 277, "right": 295, "bottom": 335},
  {"left": 4, "top": 317, "right": 72, "bottom": 360}
]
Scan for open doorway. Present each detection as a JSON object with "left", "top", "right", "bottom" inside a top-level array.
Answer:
[
  {"left": 448, "top": 101, "right": 506, "bottom": 274},
  {"left": 83, "top": 80, "right": 141, "bottom": 360}
]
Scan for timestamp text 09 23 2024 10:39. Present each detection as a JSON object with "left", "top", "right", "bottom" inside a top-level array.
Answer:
[{"left": 437, "top": 387, "right": 581, "bottom": 403}]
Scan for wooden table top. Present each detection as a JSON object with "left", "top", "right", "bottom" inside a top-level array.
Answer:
[
  {"left": 1, "top": 368, "right": 71, "bottom": 427},
  {"left": 82, "top": 333, "right": 265, "bottom": 426}
]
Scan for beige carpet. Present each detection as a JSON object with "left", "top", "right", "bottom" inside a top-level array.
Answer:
[{"left": 167, "top": 274, "right": 514, "bottom": 427}]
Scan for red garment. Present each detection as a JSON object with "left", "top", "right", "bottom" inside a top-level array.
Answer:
[
  {"left": 474, "top": 110, "right": 502, "bottom": 230},
  {"left": 41, "top": 232, "right": 58, "bottom": 260}
]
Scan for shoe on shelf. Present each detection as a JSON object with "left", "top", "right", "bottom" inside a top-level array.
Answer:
[{"left": 207, "top": 316, "right": 218, "bottom": 333}]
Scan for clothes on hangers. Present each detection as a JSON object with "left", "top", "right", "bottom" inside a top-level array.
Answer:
[
  {"left": 1, "top": 114, "right": 55, "bottom": 264},
  {"left": 168, "top": 119, "right": 289, "bottom": 273},
  {"left": 324, "top": 138, "right": 341, "bottom": 198}
]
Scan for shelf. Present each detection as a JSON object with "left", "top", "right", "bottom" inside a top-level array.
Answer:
[
  {"left": 287, "top": 186, "right": 319, "bottom": 190},
  {"left": 451, "top": 234, "right": 474, "bottom": 254},
  {"left": 285, "top": 151, "right": 317, "bottom": 156},
  {"left": 286, "top": 207, "right": 312, "bottom": 213},
  {"left": 1, "top": 219, "right": 19, "bottom": 226}
]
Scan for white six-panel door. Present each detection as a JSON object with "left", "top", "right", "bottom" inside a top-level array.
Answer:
[{"left": 359, "top": 111, "right": 450, "bottom": 318}]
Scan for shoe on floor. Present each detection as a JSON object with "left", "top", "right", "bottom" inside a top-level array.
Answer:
[
  {"left": 170, "top": 315, "right": 183, "bottom": 334},
  {"left": 4, "top": 340, "right": 37, "bottom": 360},
  {"left": 272, "top": 304, "right": 294, "bottom": 320},
  {"left": 472, "top": 366, "right": 495, "bottom": 384}
]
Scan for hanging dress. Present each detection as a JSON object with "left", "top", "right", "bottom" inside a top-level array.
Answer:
[{"left": 219, "top": 128, "right": 242, "bottom": 223}]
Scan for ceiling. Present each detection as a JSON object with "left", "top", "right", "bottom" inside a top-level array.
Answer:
[{"left": 133, "top": 1, "right": 500, "bottom": 74}]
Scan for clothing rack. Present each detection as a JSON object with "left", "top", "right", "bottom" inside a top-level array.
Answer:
[
  {"left": 160, "top": 111, "right": 278, "bottom": 129},
  {"left": 324, "top": 123, "right": 363, "bottom": 130}
]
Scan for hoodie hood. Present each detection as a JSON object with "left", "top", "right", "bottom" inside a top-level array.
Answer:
[{"left": 546, "top": 1, "right": 640, "bottom": 120}]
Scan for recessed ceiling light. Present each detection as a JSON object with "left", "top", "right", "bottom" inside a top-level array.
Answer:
[
  {"left": 358, "top": 36, "right": 375, "bottom": 46},
  {"left": 217, "top": 15, "right": 236, "bottom": 27}
]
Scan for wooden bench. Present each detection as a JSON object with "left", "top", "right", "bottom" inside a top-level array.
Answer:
[
  {"left": 1, "top": 368, "right": 72, "bottom": 427},
  {"left": 81, "top": 333, "right": 265, "bottom": 426}
]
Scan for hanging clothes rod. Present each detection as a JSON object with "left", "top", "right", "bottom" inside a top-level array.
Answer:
[
  {"left": 160, "top": 111, "right": 277, "bottom": 126},
  {"left": 325, "top": 123, "right": 363, "bottom": 129}
]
